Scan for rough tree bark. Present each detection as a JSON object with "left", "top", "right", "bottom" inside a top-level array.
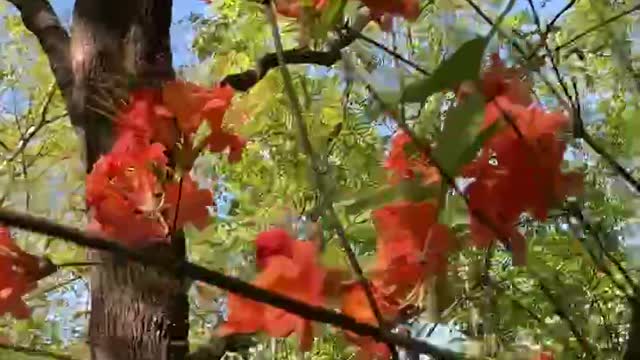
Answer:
[
  {"left": 623, "top": 297, "right": 640, "bottom": 359},
  {"left": 70, "top": 1, "right": 189, "bottom": 360},
  {"left": 8, "top": 1, "right": 188, "bottom": 359}
]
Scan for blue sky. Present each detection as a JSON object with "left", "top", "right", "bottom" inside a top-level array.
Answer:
[{"left": 45, "top": 0, "right": 569, "bottom": 67}]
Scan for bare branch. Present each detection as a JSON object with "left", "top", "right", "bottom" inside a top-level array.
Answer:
[
  {"left": 5, "top": 0, "right": 73, "bottom": 105},
  {"left": 547, "top": 0, "right": 578, "bottom": 29},
  {"left": 0, "top": 208, "right": 458, "bottom": 360},
  {"left": 221, "top": 9, "right": 371, "bottom": 92},
  {"left": 3, "top": 85, "right": 67, "bottom": 163},
  {"left": 344, "top": 26, "right": 430, "bottom": 76}
]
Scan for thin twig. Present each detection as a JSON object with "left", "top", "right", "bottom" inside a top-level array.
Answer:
[
  {"left": 537, "top": 278, "right": 595, "bottom": 357},
  {"left": 3, "top": 84, "right": 59, "bottom": 162},
  {"left": 525, "top": 0, "right": 579, "bottom": 59},
  {"left": 569, "top": 205, "right": 639, "bottom": 295},
  {"left": 583, "top": 132, "right": 640, "bottom": 193},
  {"left": 553, "top": 4, "right": 640, "bottom": 53},
  {"left": 344, "top": 26, "right": 431, "bottom": 76},
  {"left": 26, "top": 274, "right": 83, "bottom": 300},
  {"left": 569, "top": 68, "right": 640, "bottom": 194},
  {"left": 548, "top": 0, "right": 578, "bottom": 29},
  {"left": 56, "top": 261, "right": 102, "bottom": 268},
  {"left": 565, "top": 213, "right": 635, "bottom": 301}
]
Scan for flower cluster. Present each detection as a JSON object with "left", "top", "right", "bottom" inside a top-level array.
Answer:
[
  {"left": 86, "top": 81, "right": 245, "bottom": 246},
  {"left": 219, "top": 54, "right": 579, "bottom": 359},
  {"left": 460, "top": 55, "right": 581, "bottom": 264}
]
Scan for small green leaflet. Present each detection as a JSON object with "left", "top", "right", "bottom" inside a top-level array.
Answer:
[
  {"left": 321, "top": 240, "right": 350, "bottom": 269},
  {"left": 432, "top": 94, "right": 489, "bottom": 176},
  {"left": 458, "top": 120, "right": 503, "bottom": 169},
  {"left": 439, "top": 192, "right": 469, "bottom": 226},
  {"left": 402, "top": 37, "right": 488, "bottom": 103},
  {"left": 319, "top": 0, "right": 346, "bottom": 31}
]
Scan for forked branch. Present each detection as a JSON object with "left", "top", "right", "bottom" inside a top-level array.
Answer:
[{"left": 5, "top": 0, "right": 73, "bottom": 105}]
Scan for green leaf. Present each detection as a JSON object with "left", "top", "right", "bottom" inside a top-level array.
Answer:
[
  {"left": 457, "top": 120, "right": 503, "bottom": 167},
  {"left": 348, "top": 222, "right": 377, "bottom": 245},
  {"left": 321, "top": 240, "right": 349, "bottom": 269},
  {"left": 431, "top": 94, "right": 487, "bottom": 176},
  {"left": 402, "top": 37, "right": 488, "bottom": 103},
  {"left": 440, "top": 192, "right": 469, "bottom": 226},
  {"left": 319, "top": 0, "right": 347, "bottom": 30}
]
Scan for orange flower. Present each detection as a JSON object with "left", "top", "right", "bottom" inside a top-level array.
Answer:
[
  {"left": 162, "top": 80, "right": 235, "bottom": 136},
  {"left": 457, "top": 53, "right": 532, "bottom": 106},
  {"left": 220, "top": 233, "right": 325, "bottom": 351},
  {"left": 373, "top": 201, "right": 451, "bottom": 299},
  {"left": 360, "top": 0, "right": 420, "bottom": 21},
  {"left": 86, "top": 144, "right": 170, "bottom": 245},
  {"left": 163, "top": 80, "right": 246, "bottom": 164},
  {"left": 463, "top": 95, "right": 581, "bottom": 265},
  {"left": 114, "top": 88, "right": 177, "bottom": 150},
  {"left": 274, "top": 0, "right": 327, "bottom": 18},
  {"left": 532, "top": 350, "right": 555, "bottom": 360},
  {"left": 0, "top": 228, "right": 53, "bottom": 319},
  {"left": 340, "top": 283, "right": 394, "bottom": 360},
  {"left": 255, "top": 228, "right": 295, "bottom": 270},
  {"left": 164, "top": 174, "right": 214, "bottom": 232},
  {"left": 385, "top": 131, "right": 440, "bottom": 185}
]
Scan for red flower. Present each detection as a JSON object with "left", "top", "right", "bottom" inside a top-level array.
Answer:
[
  {"left": 273, "top": 0, "right": 328, "bottom": 18},
  {"left": 0, "top": 228, "right": 53, "bottom": 319},
  {"left": 255, "top": 228, "right": 295, "bottom": 270},
  {"left": 114, "top": 88, "right": 177, "bottom": 150},
  {"left": 162, "top": 80, "right": 246, "bottom": 164},
  {"left": 360, "top": 0, "right": 420, "bottom": 21},
  {"left": 463, "top": 96, "right": 581, "bottom": 265},
  {"left": 340, "top": 283, "right": 395, "bottom": 360},
  {"left": 532, "top": 350, "right": 555, "bottom": 360},
  {"left": 385, "top": 131, "right": 440, "bottom": 185},
  {"left": 86, "top": 144, "right": 170, "bottom": 245},
  {"left": 164, "top": 174, "right": 214, "bottom": 232},
  {"left": 205, "top": 128, "right": 247, "bottom": 164},
  {"left": 163, "top": 80, "right": 235, "bottom": 136},
  {"left": 220, "top": 233, "right": 325, "bottom": 351},
  {"left": 457, "top": 53, "right": 532, "bottom": 106},
  {"left": 373, "top": 201, "right": 451, "bottom": 299}
]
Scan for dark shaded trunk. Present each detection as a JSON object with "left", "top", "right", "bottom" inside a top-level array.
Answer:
[
  {"left": 624, "top": 297, "right": 640, "bottom": 360},
  {"left": 68, "top": 1, "right": 188, "bottom": 359}
]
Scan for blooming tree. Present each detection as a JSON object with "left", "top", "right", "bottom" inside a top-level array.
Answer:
[{"left": 0, "top": 0, "right": 639, "bottom": 359}]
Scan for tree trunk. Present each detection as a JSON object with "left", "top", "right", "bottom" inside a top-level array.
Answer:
[
  {"left": 624, "top": 297, "right": 640, "bottom": 359},
  {"left": 68, "top": 1, "right": 189, "bottom": 359}
]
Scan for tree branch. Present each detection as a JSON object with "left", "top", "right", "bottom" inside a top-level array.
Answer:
[
  {"left": 5, "top": 0, "right": 73, "bottom": 106},
  {"left": 221, "top": 8, "right": 371, "bottom": 92},
  {"left": 553, "top": 3, "right": 640, "bottom": 53},
  {"left": 0, "top": 208, "right": 458, "bottom": 360}
]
